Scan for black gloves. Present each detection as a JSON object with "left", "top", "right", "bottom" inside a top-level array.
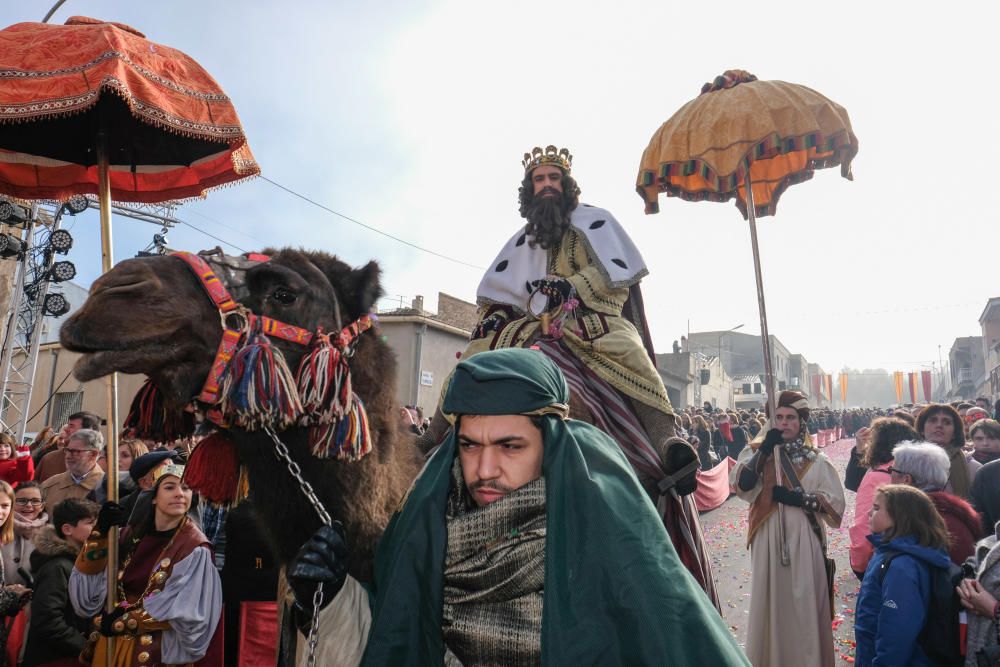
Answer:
[
  {"left": 530, "top": 277, "right": 573, "bottom": 308},
  {"left": 99, "top": 605, "right": 129, "bottom": 636},
  {"left": 772, "top": 486, "right": 804, "bottom": 507},
  {"left": 96, "top": 502, "right": 127, "bottom": 535},
  {"left": 758, "top": 428, "right": 784, "bottom": 457},
  {"left": 289, "top": 523, "right": 348, "bottom": 623}
]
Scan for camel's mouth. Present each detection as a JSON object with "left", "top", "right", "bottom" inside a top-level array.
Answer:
[{"left": 73, "top": 347, "right": 170, "bottom": 382}]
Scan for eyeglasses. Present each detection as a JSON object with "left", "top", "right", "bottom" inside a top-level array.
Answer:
[
  {"left": 14, "top": 499, "right": 42, "bottom": 506},
  {"left": 887, "top": 466, "right": 908, "bottom": 476},
  {"left": 64, "top": 448, "right": 94, "bottom": 456}
]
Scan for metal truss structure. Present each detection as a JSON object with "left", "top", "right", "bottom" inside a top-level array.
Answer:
[{"left": 0, "top": 197, "right": 178, "bottom": 442}]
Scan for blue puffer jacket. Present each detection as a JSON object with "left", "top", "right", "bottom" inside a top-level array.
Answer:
[{"left": 854, "top": 534, "right": 951, "bottom": 666}]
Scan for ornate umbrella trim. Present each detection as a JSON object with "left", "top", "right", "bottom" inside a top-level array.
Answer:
[
  {"left": 637, "top": 128, "right": 856, "bottom": 218},
  {"left": 0, "top": 76, "right": 246, "bottom": 145},
  {"left": 0, "top": 49, "right": 233, "bottom": 102}
]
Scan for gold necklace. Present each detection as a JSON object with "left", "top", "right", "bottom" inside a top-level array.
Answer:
[{"left": 116, "top": 515, "right": 187, "bottom": 605}]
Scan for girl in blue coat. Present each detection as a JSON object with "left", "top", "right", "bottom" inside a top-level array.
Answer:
[{"left": 855, "top": 484, "right": 952, "bottom": 666}]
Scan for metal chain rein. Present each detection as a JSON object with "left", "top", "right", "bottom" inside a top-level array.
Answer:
[{"left": 265, "top": 426, "right": 331, "bottom": 667}]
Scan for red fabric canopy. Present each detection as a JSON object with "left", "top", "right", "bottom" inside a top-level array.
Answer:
[{"left": 0, "top": 16, "right": 258, "bottom": 203}]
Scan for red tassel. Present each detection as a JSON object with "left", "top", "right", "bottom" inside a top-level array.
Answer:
[
  {"left": 185, "top": 432, "right": 247, "bottom": 506},
  {"left": 124, "top": 379, "right": 194, "bottom": 442}
]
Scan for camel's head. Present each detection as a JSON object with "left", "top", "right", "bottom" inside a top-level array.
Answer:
[{"left": 60, "top": 249, "right": 383, "bottom": 409}]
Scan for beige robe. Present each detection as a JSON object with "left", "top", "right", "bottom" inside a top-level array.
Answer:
[{"left": 732, "top": 447, "right": 846, "bottom": 667}]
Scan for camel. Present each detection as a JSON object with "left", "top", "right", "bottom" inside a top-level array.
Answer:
[{"left": 59, "top": 248, "right": 424, "bottom": 581}]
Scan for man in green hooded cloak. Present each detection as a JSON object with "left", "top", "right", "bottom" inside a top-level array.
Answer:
[{"left": 287, "top": 348, "right": 748, "bottom": 666}]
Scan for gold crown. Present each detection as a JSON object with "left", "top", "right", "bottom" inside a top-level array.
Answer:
[
  {"left": 153, "top": 462, "right": 185, "bottom": 484},
  {"left": 522, "top": 145, "right": 572, "bottom": 174}
]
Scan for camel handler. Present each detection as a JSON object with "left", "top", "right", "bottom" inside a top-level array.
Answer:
[
  {"left": 286, "top": 348, "right": 748, "bottom": 666},
  {"left": 729, "top": 391, "right": 846, "bottom": 667},
  {"left": 419, "top": 145, "right": 717, "bottom": 605}
]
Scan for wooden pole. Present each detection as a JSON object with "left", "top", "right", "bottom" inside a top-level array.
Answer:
[{"left": 96, "top": 130, "right": 120, "bottom": 666}]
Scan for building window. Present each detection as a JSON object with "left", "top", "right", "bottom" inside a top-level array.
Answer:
[
  {"left": 754, "top": 382, "right": 762, "bottom": 394},
  {"left": 742, "top": 383, "right": 752, "bottom": 395},
  {"left": 51, "top": 391, "right": 83, "bottom": 430},
  {"left": 779, "top": 380, "right": 787, "bottom": 391}
]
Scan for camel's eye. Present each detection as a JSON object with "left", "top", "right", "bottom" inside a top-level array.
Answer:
[{"left": 272, "top": 287, "right": 297, "bottom": 304}]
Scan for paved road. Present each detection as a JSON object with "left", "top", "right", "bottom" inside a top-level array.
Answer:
[{"left": 699, "top": 437, "right": 860, "bottom": 664}]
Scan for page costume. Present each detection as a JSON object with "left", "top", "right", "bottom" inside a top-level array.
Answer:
[
  {"left": 70, "top": 516, "right": 222, "bottom": 666},
  {"left": 305, "top": 349, "right": 747, "bottom": 666},
  {"left": 730, "top": 394, "right": 846, "bottom": 667}
]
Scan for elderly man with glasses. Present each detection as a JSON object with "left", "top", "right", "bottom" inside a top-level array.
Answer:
[{"left": 40, "top": 429, "right": 105, "bottom": 511}]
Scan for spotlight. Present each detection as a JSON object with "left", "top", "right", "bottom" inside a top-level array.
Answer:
[
  {"left": 63, "top": 195, "right": 89, "bottom": 215},
  {"left": 49, "top": 229, "right": 73, "bottom": 254},
  {"left": 42, "top": 293, "right": 70, "bottom": 317},
  {"left": 49, "top": 261, "right": 76, "bottom": 282},
  {"left": 0, "top": 201, "right": 28, "bottom": 227},
  {"left": 0, "top": 233, "right": 25, "bottom": 258}
]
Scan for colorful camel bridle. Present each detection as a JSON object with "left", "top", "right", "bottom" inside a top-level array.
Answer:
[
  {"left": 171, "top": 250, "right": 375, "bottom": 460},
  {"left": 172, "top": 250, "right": 355, "bottom": 667}
]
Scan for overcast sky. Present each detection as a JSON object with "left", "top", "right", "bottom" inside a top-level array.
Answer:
[{"left": 7, "top": 1, "right": 996, "bottom": 377}]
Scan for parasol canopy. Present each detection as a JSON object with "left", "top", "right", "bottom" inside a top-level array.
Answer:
[
  {"left": 636, "top": 69, "right": 858, "bottom": 218},
  {"left": 0, "top": 16, "right": 258, "bottom": 203}
]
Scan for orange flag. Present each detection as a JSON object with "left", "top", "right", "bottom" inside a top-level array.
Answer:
[
  {"left": 908, "top": 372, "right": 919, "bottom": 404},
  {"left": 824, "top": 374, "right": 833, "bottom": 402},
  {"left": 840, "top": 373, "right": 848, "bottom": 404},
  {"left": 893, "top": 371, "right": 904, "bottom": 403}
]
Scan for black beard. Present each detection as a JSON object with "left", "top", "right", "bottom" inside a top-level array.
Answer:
[{"left": 523, "top": 193, "right": 573, "bottom": 250}]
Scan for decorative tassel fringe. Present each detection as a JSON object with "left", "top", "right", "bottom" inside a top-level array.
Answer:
[
  {"left": 296, "top": 330, "right": 351, "bottom": 425},
  {"left": 220, "top": 330, "right": 303, "bottom": 430},
  {"left": 308, "top": 393, "right": 372, "bottom": 461},
  {"left": 124, "top": 379, "right": 194, "bottom": 442},
  {"left": 185, "top": 432, "right": 249, "bottom": 507}
]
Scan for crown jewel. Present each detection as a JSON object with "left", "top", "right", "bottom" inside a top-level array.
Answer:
[{"left": 522, "top": 145, "right": 573, "bottom": 174}]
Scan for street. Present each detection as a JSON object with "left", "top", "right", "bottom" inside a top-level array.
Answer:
[{"left": 699, "top": 437, "right": 860, "bottom": 664}]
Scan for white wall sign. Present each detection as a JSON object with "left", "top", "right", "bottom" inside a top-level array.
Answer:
[{"left": 420, "top": 370, "right": 434, "bottom": 386}]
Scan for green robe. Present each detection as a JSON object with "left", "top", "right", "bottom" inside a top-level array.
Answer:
[{"left": 360, "top": 349, "right": 747, "bottom": 666}]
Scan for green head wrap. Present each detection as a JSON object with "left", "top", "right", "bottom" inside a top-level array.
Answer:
[{"left": 361, "top": 349, "right": 747, "bottom": 666}]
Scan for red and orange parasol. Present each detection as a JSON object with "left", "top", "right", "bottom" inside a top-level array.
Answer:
[{"left": 0, "top": 16, "right": 257, "bottom": 658}]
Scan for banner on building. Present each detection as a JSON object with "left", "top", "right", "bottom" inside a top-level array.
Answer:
[
  {"left": 921, "top": 370, "right": 933, "bottom": 402},
  {"left": 908, "top": 372, "right": 918, "bottom": 404},
  {"left": 812, "top": 375, "right": 822, "bottom": 402},
  {"left": 893, "top": 371, "right": 904, "bottom": 404},
  {"left": 824, "top": 374, "right": 833, "bottom": 402},
  {"left": 840, "top": 372, "right": 848, "bottom": 404}
]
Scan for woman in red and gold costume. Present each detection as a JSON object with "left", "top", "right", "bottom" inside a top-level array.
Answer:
[{"left": 70, "top": 463, "right": 221, "bottom": 666}]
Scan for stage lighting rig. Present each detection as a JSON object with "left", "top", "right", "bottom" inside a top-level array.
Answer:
[
  {"left": 42, "top": 293, "right": 70, "bottom": 317},
  {"left": 62, "top": 195, "right": 89, "bottom": 215},
  {"left": 49, "top": 261, "right": 76, "bottom": 283},
  {"left": 0, "top": 233, "right": 25, "bottom": 258},
  {"left": 0, "top": 201, "right": 28, "bottom": 227},
  {"left": 49, "top": 229, "right": 73, "bottom": 254}
]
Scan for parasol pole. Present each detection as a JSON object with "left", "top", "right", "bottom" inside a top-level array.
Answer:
[
  {"left": 96, "top": 129, "right": 120, "bottom": 666},
  {"left": 745, "top": 173, "right": 789, "bottom": 565}
]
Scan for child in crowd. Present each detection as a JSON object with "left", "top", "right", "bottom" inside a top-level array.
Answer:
[
  {"left": 0, "top": 432, "right": 33, "bottom": 487},
  {"left": 854, "top": 484, "right": 951, "bottom": 666},
  {"left": 23, "top": 498, "right": 99, "bottom": 667}
]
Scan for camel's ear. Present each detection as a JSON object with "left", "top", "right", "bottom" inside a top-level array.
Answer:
[{"left": 344, "top": 261, "right": 383, "bottom": 316}]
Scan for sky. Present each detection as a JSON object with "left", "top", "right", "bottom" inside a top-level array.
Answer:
[{"left": 5, "top": 1, "right": 997, "bottom": 377}]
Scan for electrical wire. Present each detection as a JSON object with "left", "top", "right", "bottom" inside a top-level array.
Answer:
[
  {"left": 25, "top": 368, "right": 72, "bottom": 424},
  {"left": 175, "top": 219, "right": 248, "bottom": 254},
  {"left": 260, "top": 176, "right": 485, "bottom": 270}
]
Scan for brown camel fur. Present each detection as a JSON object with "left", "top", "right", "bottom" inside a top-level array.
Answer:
[{"left": 60, "top": 249, "right": 423, "bottom": 582}]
